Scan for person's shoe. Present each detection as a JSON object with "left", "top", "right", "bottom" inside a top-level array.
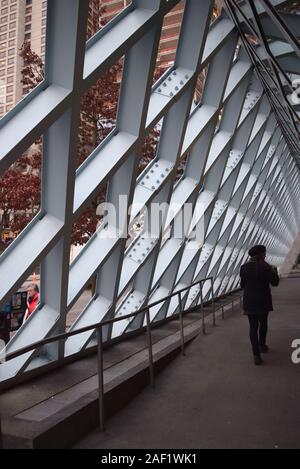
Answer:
[
  {"left": 253, "top": 355, "right": 262, "bottom": 365},
  {"left": 259, "top": 344, "right": 269, "bottom": 353}
]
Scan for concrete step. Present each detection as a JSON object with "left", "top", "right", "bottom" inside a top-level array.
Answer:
[{"left": 0, "top": 312, "right": 205, "bottom": 448}]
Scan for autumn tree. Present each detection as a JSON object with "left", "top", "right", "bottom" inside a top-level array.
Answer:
[
  {"left": 20, "top": 41, "right": 44, "bottom": 91},
  {"left": 0, "top": 152, "right": 41, "bottom": 253}
]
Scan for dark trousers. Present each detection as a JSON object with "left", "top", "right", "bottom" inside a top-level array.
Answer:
[
  {"left": 0, "top": 313, "right": 10, "bottom": 345},
  {"left": 247, "top": 313, "right": 269, "bottom": 356}
]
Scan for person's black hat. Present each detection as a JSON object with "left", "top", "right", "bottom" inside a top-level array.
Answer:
[{"left": 248, "top": 245, "right": 266, "bottom": 257}]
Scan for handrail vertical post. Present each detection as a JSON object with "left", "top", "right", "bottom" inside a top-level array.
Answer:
[
  {"left": 178, "top": 292, "right": 185, "bottom": 356},
  {"left": 96, "top": 325, "right": 105, "bottom": 432},
  {"left": 211, "top": 277, "right": 216, "bottom": 327},
  {"left": 0, "top": 414, "right": 2, "bottom": 449},
  {"left": 200, "top": 281, "right": 206, "bottom": 334},
  {"left": 145, "top": 308, "right": 155, "bottom": 388}
]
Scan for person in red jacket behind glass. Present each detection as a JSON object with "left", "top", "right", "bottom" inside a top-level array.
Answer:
[{"left": 23, "top": 284, "right": 39, "bottom": 323}]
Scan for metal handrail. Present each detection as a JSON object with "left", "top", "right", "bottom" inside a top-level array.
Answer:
[
  {"left": 3, "top": 277, "right": 214, "bottom": 363},
  {"left": 0, "top": 277, "right": 219, "bottom": 434},
  {"left": 0, "top": 277, "right": 244, "bottom": 436}
]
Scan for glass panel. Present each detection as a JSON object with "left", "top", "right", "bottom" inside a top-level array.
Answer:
[
  {"left": 154, "top": 0, "right": 185, "bottom": 80},
  {"left": 3, "top": 263, "right": 40, "bottom": 343},
  {"left": 78, "top": 59, "right": 123, "bottom": 166},
  {"left": 0, "top": 139, "right": 42, "bottom": 256},
  {"left": 87, "top": 0, "right": 133, "bottom": 41}
]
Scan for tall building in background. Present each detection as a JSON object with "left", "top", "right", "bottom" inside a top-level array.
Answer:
[
  {"left": 0, "top": 0, "right": 223, "bottom": 118},
  {"left": 24, "top": 0, "right": 47, "bottom": 61},
  {"left": 0, "top": 0, "right": 46, "bottom": 118},
  {"left": 0, "top": 0, "right": 25, "bottom": 117},
  {"left": 0, "top": 0, "right": 186, "bottom": 118},
  {"left": 99, "top": 0, "right": 185, "bottom": 70},
  {"left": 98, "top": 0, "right": 223, "bottom": 71}
]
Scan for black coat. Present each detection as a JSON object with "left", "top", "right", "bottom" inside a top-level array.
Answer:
[{"left": 240, "top": 260, "right": 280, "bottom": 313}]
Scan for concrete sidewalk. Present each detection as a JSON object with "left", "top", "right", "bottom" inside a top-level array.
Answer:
[{"left": 75, "top": 278, "right": 300, "bottom": 449}]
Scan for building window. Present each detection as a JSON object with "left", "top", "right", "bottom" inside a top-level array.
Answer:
[
  {"left": 0, "top": 33, "right": 7, "bottom": 40},
  {"left": 0, "top": 25, "right": 8, "bottom": 32},
  {"left": 7, "top": 66, "right": 14, "bottom": 73},
  {"left": 24, "top": 33, "right": 31, "bottom": 41},
  {"left": 8, "top": 48, "right": 14, "bottom": 56},
  {"left": 1, "top": 0, "right": 8, "bottom": 6},
  {"left": 42, "top": 9, "right": 47, "bottom": 17},
  {"left": 25, "top": 15, "right": 31, "bottom": 23},
  {"left": 8, "top": 30, "right": 15, "bottom": 38},
  {"left": 25, "top": 24, "right": 31, "bottom": 32},
  {"left": 8, "top": 39, "right": 15, "bottom": 46},
  {"left": 0, "top": 51, "right": 6, "bottom": 59},
  {"left": 9, "top": 4, "right": 16, "bottom": 12},
  {"left": 26, "top": 0, "right": 32, "bottom": 4},
  {"left": 6, "top": 94, "right": 13, "bottom": 103},
  {"left": 0, "top": 60, "right": 5, "bottom": 67},
  {"left": 9, "top": 12, "right": 16, "bottom": 20},
  {"left": 6, "top": 84, "right": 13, "bottom": 93},
  {"left": 0, "top": 70, "right": 4, "bottom": 77},
  {"left": 7, "top": 75, "right": 13, "bottom": 83},
  {"left": 1, "top": 7, "right": 8, "bottom": 14},
  {"left": 7, "top": 57, "right": 14, "bottom": 65},
  {"left": 0, "top": 16, "right": 8, "bottom": 24},
  {"left": 9, "top": 21, "right": 16, "bottom": 29}
]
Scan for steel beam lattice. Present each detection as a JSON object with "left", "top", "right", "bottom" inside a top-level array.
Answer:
[{"left": 0, "top": 0, "right": 299, "bottom": 387}]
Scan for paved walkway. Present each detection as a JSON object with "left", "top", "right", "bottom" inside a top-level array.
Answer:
[{"left": 75, "top": 277, "right": 300, "bottom": 449}]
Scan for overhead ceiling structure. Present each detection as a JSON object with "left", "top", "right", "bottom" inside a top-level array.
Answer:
[
  {"left": 0, "top": 0, "right": 299, "bottom": 388},
  {"left": 225, "top": 0, "right": 300, "bottom": 166}
]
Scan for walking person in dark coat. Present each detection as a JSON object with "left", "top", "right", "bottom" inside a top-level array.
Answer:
[{"left": 240, "top": 245, "right": 280, "bottom": 365}]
